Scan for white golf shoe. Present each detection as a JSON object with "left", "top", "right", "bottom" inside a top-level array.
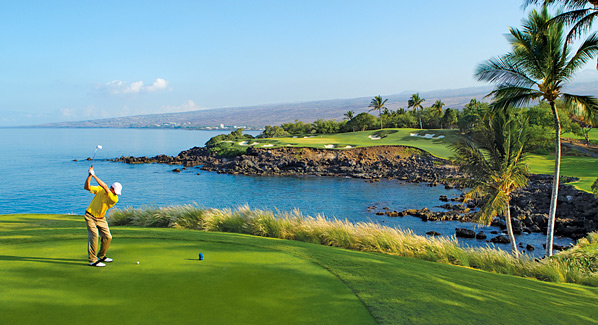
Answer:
[
  {"left": 99, "top": 257, "right": 113, "bottom": 263},
  {"left": 90, "top": 261, "right": 106, "bottom": 267}
]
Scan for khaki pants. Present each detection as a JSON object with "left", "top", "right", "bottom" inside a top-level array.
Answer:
[{"left": 84, "top": 211, "right": 112, "bottom": 263}]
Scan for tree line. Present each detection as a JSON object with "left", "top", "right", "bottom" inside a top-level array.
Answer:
[{"left": 259, "top": 98, "right": 594, "bottom": 152}]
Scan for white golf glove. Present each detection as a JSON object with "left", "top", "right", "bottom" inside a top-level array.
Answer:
[{"left": 89, "top": 169, "right": 95, "bottom": 176}]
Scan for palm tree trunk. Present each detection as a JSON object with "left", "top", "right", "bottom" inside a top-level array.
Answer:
[
  {"left": 505, "top": 203, "right": 519, "bottom": 257},
  {"left": 380, "top": 112, "right": 383, "bottom": 130},
  {"left": 545, "top": 101, "right": 562, "bottom": 257},
  {"left": 418, "top": 110, "right": 423, "bottom": 129}
]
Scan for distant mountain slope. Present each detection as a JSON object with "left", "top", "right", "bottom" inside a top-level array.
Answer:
[{"left": 38, "top": 81, "right": 597, "bottom": 129}]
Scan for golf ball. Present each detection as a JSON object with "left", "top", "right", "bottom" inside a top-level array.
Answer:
[{"left": 136, "top": 261, "right": 140, "bottom": 264}]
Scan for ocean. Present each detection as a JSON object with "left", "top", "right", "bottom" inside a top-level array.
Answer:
[{"left": 0, "top": 127, "right": 573, "bottom": 256}]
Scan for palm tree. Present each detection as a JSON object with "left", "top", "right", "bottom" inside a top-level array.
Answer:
[
  {"left": 450, "top": 109, "right": 530, "bottom": 257},
  {"left": 344, "top": 110, "right": 355, "bottom": 121},
  {"left": 408, "top": 93, "right": 425, "bottom": 129},
  {"left": 475, "top": 7, "right": 598, "bottom": 256},
  {"left": 432, "top": 100, "right": 446, "bottom": 128},
  {"left": 368, "top": 95, "right": 388, "bottom": 129}
]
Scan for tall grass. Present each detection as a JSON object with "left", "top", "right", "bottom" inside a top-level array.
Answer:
[{"left": 110, "top": 205, "right": 598, "bottom": 286}]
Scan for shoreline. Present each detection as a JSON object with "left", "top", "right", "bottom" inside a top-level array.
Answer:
[{"left": 110, "top": 145, "right": 598, "bottom": 244}]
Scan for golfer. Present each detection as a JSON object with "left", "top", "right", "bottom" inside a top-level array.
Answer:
[{"left": 84, "top": 166, "right": 122, "bottom": 267}]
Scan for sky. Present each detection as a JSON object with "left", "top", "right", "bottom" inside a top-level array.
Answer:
[{"left": 1, "top": 0, "right": 596, "bottom": 126}]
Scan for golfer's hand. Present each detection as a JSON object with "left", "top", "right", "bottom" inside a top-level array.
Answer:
[{"left": 88, "top": 167, "right": 95, "bottom": 176}]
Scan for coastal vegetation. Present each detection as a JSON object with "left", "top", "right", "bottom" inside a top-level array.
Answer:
[
  {"left": 450, "top": 109, "right": 531, "bottom": 256},
  {"left": 475, "top": 6, "right": 598, "bottom": 256},
  {"left": 108, "top": 205, "right": 598, "bottom": 287},
  {"left": 255, "top": 100, "right": 593, "bottom": 155}
]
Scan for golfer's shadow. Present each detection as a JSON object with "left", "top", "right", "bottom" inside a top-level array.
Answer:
[{"left": 0, "top": 255, "right": 84, "bottom": 266}]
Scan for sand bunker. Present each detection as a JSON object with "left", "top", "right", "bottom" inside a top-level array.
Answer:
[
  {"left": 324, "top": 144, "right": 335, "bottom": 148},
  {"left": 238, "top": 141, "right": 259, "bottom": 146},
  {"left": 262, "top": 144, "right": 274, "bottom": 147},
  {"left": 410, "top": 133, "right": 444, "bottom": 139},
  {"left": 368, "top": 135, "right": 381, "bottom": 140}
]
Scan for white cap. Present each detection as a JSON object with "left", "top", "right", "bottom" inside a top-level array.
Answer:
[{"left": 111, "top": 182, "right": 122, "bottom": 195}]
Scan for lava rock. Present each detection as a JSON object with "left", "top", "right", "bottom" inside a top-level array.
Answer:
[
  {"left": 490, "top": 235, "right": 510, "bottom": 244},
  {"left": 455, "top": 228, "right": 476, "bottom": 238}
]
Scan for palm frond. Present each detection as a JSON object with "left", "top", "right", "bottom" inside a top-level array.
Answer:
[
  {"left": 475, "top": 191, "right": 509, "bottom": 225},
  {"left": 560, "top": 32, "right": 598, "bottom": 79},
  {"left": 489, "top": 85, "right": 543, "bottom": 109},
  {"left": 565, "top": 10, "right": 598, "bottom": 41},
  {"left": 523, "top": 0, "right": 591, "bottom": 9},
  {"left": 475, "top": 55, "right": 538, "bottom": 88},
  {"left": 562, "top": 93, "right": 598, "bottom": 118}
]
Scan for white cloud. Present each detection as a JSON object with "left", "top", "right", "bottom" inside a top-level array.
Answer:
[
  {"left": 146, "top": 78, "right": 168, "bottom": 92},
  {"left": 99, "top": 78, "right": 169, "bottom": 95}
]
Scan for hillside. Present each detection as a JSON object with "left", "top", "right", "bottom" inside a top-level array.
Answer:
[{"left": 35, "top": 80, "right": 598, "bottom": 129}]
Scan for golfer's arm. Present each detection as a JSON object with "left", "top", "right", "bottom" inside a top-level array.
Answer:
[
  {"left": 92, "top": 174, "right": 111, "bottom": 193},
  {"left": 84, "top": 174, "right": 92, "bottom": 191}
]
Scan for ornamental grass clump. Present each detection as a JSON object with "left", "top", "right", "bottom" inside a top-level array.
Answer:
[{"left": 109, "top": 205, "right": 598, "bottom": 286}]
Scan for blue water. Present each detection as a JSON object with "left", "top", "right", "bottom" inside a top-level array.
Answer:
[{"left": 0, "top": 128, "right": 573, "bottom": 256}]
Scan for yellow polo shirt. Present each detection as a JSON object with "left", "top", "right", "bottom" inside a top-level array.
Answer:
[{"left": 87, "top": 186, "right": 119, "bottom": 219}]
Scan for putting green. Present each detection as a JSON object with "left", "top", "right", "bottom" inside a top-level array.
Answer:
[{"left": 0, "top": 229, "right": 375, "bottom": 324}]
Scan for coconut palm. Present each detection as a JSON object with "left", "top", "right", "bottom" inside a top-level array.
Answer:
[
  {"left": 408, "top": 93, "right": 425, "bottom": 129},
  {"left": 475, "top": 7, "right": 598, "bottom": 256},
  {"left": 450, "top": 109, "right": 530, "bottom": 257},
  {"left": 432, "top": 100, "right": 446, "bottom": 128},
  {"left": 524, "top": 1, "right": 598, "bottom": 45},
  {"left": 368, "top": 95, "right": 388, "bottom": 129}
]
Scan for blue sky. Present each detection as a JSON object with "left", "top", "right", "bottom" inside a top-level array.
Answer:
[{"left": 1, "top": 0, "right": 596, "bottom": 126}]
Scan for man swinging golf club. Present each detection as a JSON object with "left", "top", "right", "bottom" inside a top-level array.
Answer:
[{"left": 84, "top": 166, "right": 122, "bottom": 267}]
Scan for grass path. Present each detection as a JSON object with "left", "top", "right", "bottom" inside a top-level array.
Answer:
[{"left": 2, "top": 214, "right": 598, "bottom": 324}]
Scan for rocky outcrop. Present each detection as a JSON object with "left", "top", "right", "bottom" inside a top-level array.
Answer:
[
  {"left": 112, "top": 145, "right": 459, "bottom": 183},
  {"left": 112, "top": 145, "right": 598, "bottom": 241},
  {"left": 199, "top": 146, "right": 460, "bottom": 184},
  {"left": 377, "top": 173, "right": 598, "bottom": 242},
  {"left": 509, "top": 174, "right": 598, "bottom": 240}
]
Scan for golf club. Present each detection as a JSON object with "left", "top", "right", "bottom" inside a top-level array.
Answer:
[{"left": 91, "top": 145, "right": 102, "bottom": 167}]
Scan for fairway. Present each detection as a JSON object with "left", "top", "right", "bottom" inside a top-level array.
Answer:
[
  {"left": 0, "top": 215, "right": 374, "bottom": 324},
  {"left": 2, "top": 214, "right": 598, "bottom": 324},
  {"left": 247, "top": 128, "right": 460, "bottom": 158},
  {"left": 528, "top": 154, "right": 598, "bottom": 192}
]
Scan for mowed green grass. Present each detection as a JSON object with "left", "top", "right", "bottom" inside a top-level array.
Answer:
[
  {"left": 0, "top": 214, "right": 373, "bottom": 325},
  {"left": 528, "top": 154, "right": 598, "bottom": 192},
  {"left": 2, "top": 214, "right": 598, "bottom": 324},
  {"left": 562, "top": 129, "right": 598, "bottom": 145},
  {"left": 252, "top": 128, "right": 598, "bottom": 192},
  {"left": 251, "top": 128, "right": 460, "bottom": 158}
]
